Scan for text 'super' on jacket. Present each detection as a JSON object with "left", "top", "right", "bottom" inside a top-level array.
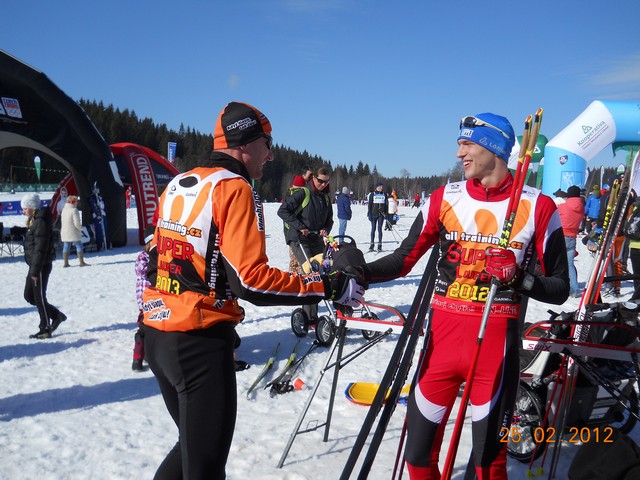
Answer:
[
  {"left": 363, "top": 175, "right": 570, "bottom": 318},
  {"left": 142, "top": 153, "right": 326, "bottom": 332},
  {"left": 23, "top": 207, "right": 56, "bottom": 276},
  {"left": 277, "top": 184, "right": 334, "bottom": 246}
]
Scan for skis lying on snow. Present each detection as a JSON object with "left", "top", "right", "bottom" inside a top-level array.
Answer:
[
  {"left": 246, "top": 342, "right": 280, "bottom": 399},
  {"left": 344, "top": 382, "right": 412, "bottom": 406},
  {"left": 265, "top": 340, "right": 300, "bottom": 393},
  {"left": 265, "top": 341, "right": 320, "bottom": 396},
  {"left": 543, "top": 148, "right": 640, "bottom": 479}
]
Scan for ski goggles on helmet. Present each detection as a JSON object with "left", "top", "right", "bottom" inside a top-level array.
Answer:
[{"left": 460, "top": 116, "right": 510, "bottom": 139}]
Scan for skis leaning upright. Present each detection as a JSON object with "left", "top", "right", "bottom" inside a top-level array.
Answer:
[{"left": 544, "top": 148, "right": 640, "bottom": 479}]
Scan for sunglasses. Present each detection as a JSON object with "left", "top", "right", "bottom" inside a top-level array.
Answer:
[
  {"left": 315, "top": 176, "right": 330, "bottom": 185},
  {"left": 262, "top": 134, "right": 273, "bottom": 150},
  {"left": 459, "top": 116, "right": 510, "bottom": 139}
]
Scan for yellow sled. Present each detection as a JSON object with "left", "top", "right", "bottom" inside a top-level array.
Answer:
[{"left": 344, "top": 382, "right": 412, "bottom": 406}]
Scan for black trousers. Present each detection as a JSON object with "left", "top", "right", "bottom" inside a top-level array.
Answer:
[
  {"left": 145, "top": 323, "right": 237, "bottom": 480},
  {"left": 370, "top": 216, "right": 384, "bottom": 245},
  {"left": 23, "top": 263, "right": 62, "bottom": 331}
]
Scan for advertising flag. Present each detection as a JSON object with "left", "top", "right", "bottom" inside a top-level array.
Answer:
[
  {"left": 34, "top": 155, "right": 41, "bottom": 181},
  {"left": 167, "top": 142, "right": 177, "bottom": 164}
]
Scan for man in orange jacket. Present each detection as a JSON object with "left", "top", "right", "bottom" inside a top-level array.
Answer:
[{"left": 142, "top": 102, "right": 365, "bottom": 479}]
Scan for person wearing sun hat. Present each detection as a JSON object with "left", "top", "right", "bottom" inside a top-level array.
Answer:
[
  {"left": 356, "top": 112, "right": 569, "bottom": 479},
  {"left": 21, "top": 193, "right": 67, "bottom": 339},
  {"left": 141, "top": 101, "right": 365, "bottom": 479}
]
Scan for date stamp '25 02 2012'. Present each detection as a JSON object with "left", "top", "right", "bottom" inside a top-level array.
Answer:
[{"left": 501, "top": 426, "right": 615, "bottom": 444}]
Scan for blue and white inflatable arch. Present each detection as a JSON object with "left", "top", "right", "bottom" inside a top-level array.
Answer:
[{"left": 542, "top": 100, "right": 640, "bottom": 196}]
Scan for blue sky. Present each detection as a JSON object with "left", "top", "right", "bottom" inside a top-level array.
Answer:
[{"left": 2, "top": 0, "right": 639, "bottom": 178}]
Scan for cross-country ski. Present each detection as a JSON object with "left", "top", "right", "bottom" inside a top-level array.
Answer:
[{"left": 246, "top": 343, "right": 280, "bottom": 399}]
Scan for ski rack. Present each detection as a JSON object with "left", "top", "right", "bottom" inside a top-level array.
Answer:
[
  {"left": 277, "top": 306, "right": 408, "bottom": 469},
  {"left": 522, "top": 320, "right": 640, "bottom": 362},
  {"left": 336, "top": 301, "right": 408, "bottom": 334}
]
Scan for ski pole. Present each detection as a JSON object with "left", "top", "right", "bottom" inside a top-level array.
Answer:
[
  {"left": 441, "top": 109, "right": 542, "bottom": 480},
  {"left": 392, "top": 311, "right": 434, "bottom": 480},
  {"left": 340, "top": 245, "right": 440, "bottom": 479}
]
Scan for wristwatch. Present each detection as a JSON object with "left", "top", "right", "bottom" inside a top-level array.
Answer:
[{"left": 521, "top": 272, "right": 535, "bottom": 291}]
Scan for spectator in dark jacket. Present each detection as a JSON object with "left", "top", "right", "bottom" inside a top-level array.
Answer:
[
  {"left": 278, "top": 166, "right": 334, "bottom": 322},
  {"left": 21, "top": 193, "right": 67, "bottom": 339},
  {"left": 367, "top": 181, "right": 388, "bottom": 251},
  {"left": 337, "top": 186, "right": 352, "bottom": 244}
]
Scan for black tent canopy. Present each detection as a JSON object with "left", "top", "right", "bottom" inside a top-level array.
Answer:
[{"left": 0, "top": 49, "right": 126, "bottom": 246}]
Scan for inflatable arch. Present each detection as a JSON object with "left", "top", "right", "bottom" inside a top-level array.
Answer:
[
  {"left": 52, "top": 143, "right": 179, "bottom": 245},
  {"left": 0, "top": 49, "right": 127, "bottom": 246},
  {"left": 542, "top": 101, "right": 640, "bottom": 196}
]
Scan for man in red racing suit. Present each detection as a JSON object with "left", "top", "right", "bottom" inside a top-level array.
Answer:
[{"left": 360, "top": 113, "right": 569, "bottom": 479}]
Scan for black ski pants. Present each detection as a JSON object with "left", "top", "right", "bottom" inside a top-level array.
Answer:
[
  {"left": 23, "top": 262, "right": 63, "bottom": 331},
  {"left": 370, "top": 216, "right": 384, "bottom": 246},
  {"left": 145, "top": 323, "right": 237, "bottom": 480}
]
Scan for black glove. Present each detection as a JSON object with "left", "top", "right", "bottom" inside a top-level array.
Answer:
[
  {"left": 323, "top": 269, "right": 366, "bottom": 309},
  {"left": 343, "top": 265, "right": 368, "bottom": 289}
]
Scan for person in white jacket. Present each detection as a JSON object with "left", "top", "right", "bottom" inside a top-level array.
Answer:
[{"left": 60, "top": 196, "right": 88, "bottom": 267}]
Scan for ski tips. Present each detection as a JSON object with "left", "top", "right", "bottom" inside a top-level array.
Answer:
[{"left": 524, "top": 114, "right": 533, "bottom": 127}]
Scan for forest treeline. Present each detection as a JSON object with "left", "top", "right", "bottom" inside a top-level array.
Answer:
[
  {"left": 0, "top": 99, "right": 619, "bottom": 200},
  {"left": 1, "top": 99, "right": 457, "bottom": 201}
]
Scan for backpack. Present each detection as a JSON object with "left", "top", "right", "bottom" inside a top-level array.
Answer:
[
  {"left": 568, "top": 428, "right": 640, "bottom": 480},
  {"left": 623, "top": 201, "right": 640, "bottom": 240}
]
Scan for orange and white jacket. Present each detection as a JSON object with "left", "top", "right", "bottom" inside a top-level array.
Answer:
[{"left": 142, "top": 154, "right": 326, "bottom": 332}]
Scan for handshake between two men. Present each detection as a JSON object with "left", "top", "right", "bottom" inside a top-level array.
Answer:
[{"left": 320, "top": 245, "right": 524, "bottom": 313}]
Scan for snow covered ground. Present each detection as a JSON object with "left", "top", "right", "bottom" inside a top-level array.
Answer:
[{"left": 1, "top": 195, "right": 639, "bottom": 479}]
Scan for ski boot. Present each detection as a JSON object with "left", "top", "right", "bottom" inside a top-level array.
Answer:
[{"left": 29, "top": 328, "right": 51, "bottom": 340}]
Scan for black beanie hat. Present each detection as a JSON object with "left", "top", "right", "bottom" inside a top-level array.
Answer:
[
  {"left": 567, "top": 185, "right": 581, "bottom": 198},
  {"left": 212, "top": 102, "right": 271, "bottom": 149}
]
